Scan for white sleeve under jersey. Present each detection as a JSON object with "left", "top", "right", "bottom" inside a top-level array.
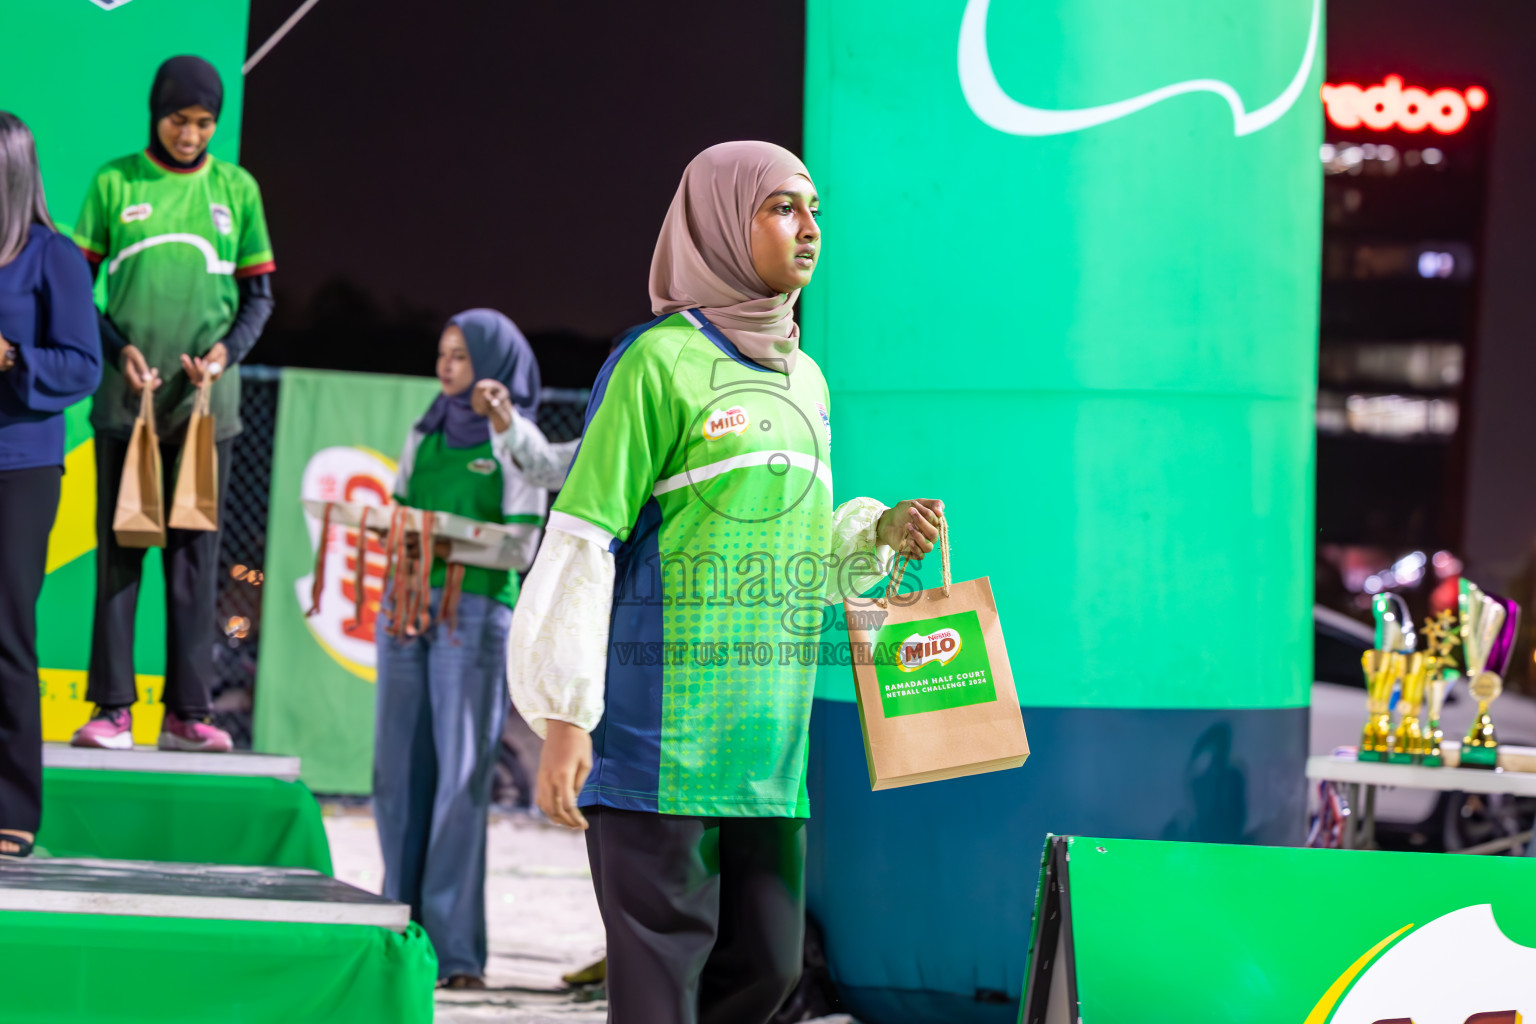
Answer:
[
  {"left": 493, "top": 410, "right": 581, "bottom": 491},
  {"left": 507, "top": 497, "right": 891, "bottom": 737}
]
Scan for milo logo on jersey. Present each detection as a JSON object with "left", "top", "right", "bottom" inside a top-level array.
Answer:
[
  {"left": 703, "top": 405, "right": 750, "bottom": 440},
  {"left": 897, "top": 627, "right": 962, "bottom": 672},
  {"left": 296, "top": 446, "right": 396, "bottom": 681},
  {"left": 872, "top": 610, "right": 995, "bottom": 717}
]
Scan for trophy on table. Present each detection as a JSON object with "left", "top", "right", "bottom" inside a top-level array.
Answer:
[
  {"left": 1418, "top": 609, "right": 1461, "bottom": 767},
  {"left": 1389, "top": 652, "right": 1431, "bottom": 764},
  {"left": 1360, "top": 650, "right": 1406, "bottom": 762},
  {"left": 1458, "top": 578, "right": 1520, "bottom": 770},
  {"left": 1359, "top": 593, "right": 1413, "bottom": 762},
  {"left": 1373, "top": 591, "right": 1416, "bottom": 656}
]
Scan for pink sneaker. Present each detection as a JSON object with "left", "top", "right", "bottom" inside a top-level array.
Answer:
[
  {"left": 158, "top": 713, "right": 233, "bottom": 753},
  {"left": 70, "top": 707, "right": 134, "bottom": 750}
]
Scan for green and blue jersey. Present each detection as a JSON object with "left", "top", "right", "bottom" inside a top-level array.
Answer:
[{"left": 552, "top": 310, "right": 835, "bottom": 817}]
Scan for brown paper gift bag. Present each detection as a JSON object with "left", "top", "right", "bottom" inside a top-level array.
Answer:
[
  {"left": 844, "top": 518, "right": 1028, "bottom": 790},
  {"left": 113, "top": 384, "right": 167, "bottom": 549},
  {"left": 169, "top": 381, "right": 218, "bottom": 531}
]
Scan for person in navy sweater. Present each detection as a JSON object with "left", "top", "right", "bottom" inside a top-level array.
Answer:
[{"left": 0, "top": 112, "right": 103, "bottom": 859}]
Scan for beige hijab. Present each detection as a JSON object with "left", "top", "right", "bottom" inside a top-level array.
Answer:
[{"left": 650, "top": 141, "right": 812, "bottom": 374}]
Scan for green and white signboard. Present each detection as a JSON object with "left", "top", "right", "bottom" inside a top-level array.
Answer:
[{"left": 1026, "top": 836, "right": 1536, "bottom": 1024}]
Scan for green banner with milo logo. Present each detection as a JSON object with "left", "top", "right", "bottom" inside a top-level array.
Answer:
[
  {"left": 253, "top": 369, "right": 440, "bottom": 794},
  {"left": 1027, "top": 836, "right": 1536, "bottom": 1023}
]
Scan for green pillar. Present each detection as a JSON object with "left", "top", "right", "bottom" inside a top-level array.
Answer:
[{"left": 804, "top": 1, "right": 1322, "bottom": 1018}]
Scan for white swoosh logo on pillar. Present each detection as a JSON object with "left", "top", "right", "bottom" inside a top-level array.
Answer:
[{"left": 958, "top": 0, "right": 1320, "bottom": 136}]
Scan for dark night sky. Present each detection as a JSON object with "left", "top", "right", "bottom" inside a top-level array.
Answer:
[
  {"left": 237, "top": 2, "right": 1536, "bottom": 583},
  {"left": 1327, "top": 0, "right": 1536, "bottom": 580},
  {"left": 240, "top": 0, "right": 804, "bottom": 384}
]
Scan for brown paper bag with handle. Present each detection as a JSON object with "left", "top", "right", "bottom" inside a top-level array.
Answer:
[
  {"left": 113, "top": 384, "right": 167, "bottom": 549},
  {"left": 169, "top": 381, "right": 218, "bottom": 531},
  {"left": 844, "top": 518, "right": 1028, "bottom": 789}
]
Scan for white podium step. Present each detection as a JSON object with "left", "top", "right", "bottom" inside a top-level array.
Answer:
[
  {"left": 0, "top": 859, "right": 406, "bottom": 931},
  {"left": 43, "top": 743, "right": 301, "bottom": 781}
]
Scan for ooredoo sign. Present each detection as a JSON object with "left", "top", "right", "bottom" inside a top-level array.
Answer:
[{"left": 1321, "top": 75, "right": 1489, "bottom": 135}]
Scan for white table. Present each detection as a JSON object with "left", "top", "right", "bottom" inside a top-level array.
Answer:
[
  {"left": 1306, "top": 754, "right": 1536, "bottom": 852},
  {"left": 42, "top": 743, "right": 301, "bottom": 781}
]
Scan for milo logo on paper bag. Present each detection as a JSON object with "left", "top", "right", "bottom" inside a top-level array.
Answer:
[
  {"left": 872, "top": 610, "right": 995, "bottom": 718},
  {"left": 897, "top": 627, "right": 962, "bottom": 672}
]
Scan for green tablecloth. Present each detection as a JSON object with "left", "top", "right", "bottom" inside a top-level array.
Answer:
[
  {"left": 37, "top": 769, "right": 333, "bottom": 874},
  {"left": 0, "top": 912, "right": 434, "bottom": 1023}
]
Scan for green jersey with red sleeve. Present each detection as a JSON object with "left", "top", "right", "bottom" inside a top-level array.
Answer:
[{"left": 73, "top": 151, "right": 274, "bottom": 441}]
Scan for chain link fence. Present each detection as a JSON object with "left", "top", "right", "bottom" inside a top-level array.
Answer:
[{"left": 212, "top": 369, "right": 590, "bottom": 748}]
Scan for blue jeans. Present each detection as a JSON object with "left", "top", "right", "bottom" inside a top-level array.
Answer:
[{"left": 374, "top": 588, "right": 511, "bottom": 979}]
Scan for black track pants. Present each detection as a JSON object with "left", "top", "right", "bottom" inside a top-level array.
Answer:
[
  {"left": 585, "top": 806, "right": 806, "bottom": 1024},
  {"left": 87, "top": 434, "right": 232, "bottom": 715},
  {"left": 0, "top": 466, "right": 61, "bottom": 833}
]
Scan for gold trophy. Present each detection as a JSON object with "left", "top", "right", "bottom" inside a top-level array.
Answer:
[
  {"left": 1359, "top": 593, "right": 1412, "bottom": 762},
  {"left": 1389, "top": 652, "right": 1430, "bottom": 764},
  {"left": 1463, "top": 671, "right": 1503, "bottom": 768},
  {"left": 1457, "top": 578, "right": 1517, "bottom": 770},
  {"left": 1419, "top": 609, "right": 1461, "bottom": 767},
  {"left": 1359, "top": 649, "right": 1405, "bottom": 762}
]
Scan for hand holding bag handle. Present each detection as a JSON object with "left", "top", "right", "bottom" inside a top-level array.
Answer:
[
  {"left": 875, "top": 513, "right": 950, "bottom": 609},
  {"left": 848, "top": 509, "right": 1028, "bottom": 790}
]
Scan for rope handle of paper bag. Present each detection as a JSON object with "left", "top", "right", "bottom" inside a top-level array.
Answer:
[
  {"left": 874, "top": 511, "right": 950, "bottom": 609},
  {"left": 193, "top": 378, "right": 213, "bottom": 418}
]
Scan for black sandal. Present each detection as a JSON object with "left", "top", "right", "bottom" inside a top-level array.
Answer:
[
  {"left": 0, "top": 833, "right": 34, "bottom": 860},
  {"left": 438, "top": 975, "right": 486, "bottom": 991}
]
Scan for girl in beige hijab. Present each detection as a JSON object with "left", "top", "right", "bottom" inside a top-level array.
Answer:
[
  {"left": 649, "top": 139, "right": 810, "bottom": 372},
  {"left": 510, "top": 141, "right": 944, "bottom": 1024}
]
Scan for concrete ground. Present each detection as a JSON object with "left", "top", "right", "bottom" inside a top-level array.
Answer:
[
  {"left": 325, "top": 804, "right": 608, "bottom": 1023},
  {"left": 325, "top": 803, "right": 858, "bottom": 1024}
]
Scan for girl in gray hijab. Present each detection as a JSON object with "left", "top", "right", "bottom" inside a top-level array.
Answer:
[{"left": 510, "top": 141, "right": 945, "bottom": 1023}]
